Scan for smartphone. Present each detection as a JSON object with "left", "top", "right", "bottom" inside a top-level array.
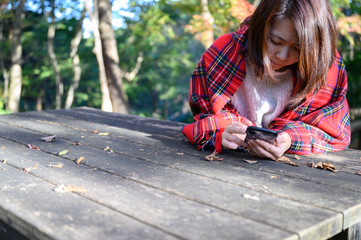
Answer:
[{"left": 245, "top": 126, "right": 278, "bottom": 144}]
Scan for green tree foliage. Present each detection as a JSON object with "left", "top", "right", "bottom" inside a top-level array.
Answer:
[
  {"left": 334, "top": 0, "right": 361, "bottom": 111},
  {"left": 120, "top": 0, "right": 204, "bottom": 121}
]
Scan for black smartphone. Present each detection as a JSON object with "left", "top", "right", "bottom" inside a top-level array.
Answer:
[{"left": 245, "top": 126, "right": 278, "bottom": 144}]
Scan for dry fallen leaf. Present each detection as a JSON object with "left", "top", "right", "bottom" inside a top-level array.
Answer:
[
  {"left": 243, "top": 194, "right": 260, "bottom": 201},
  {"left": 76, "top": 157, "right": 85, "bottom": 164},
  {"left": 204, "top": 151, "right": 222, "bottom": 161},
  {"left": 23, "top": 165, "right": 38, "bottom": 173},
  {"left": 53, "top": 184, "right": 87, "bottom": 193},
  {"left": 48, "top": 162, "right": 64, "bottom": 168},
  {"left": 243, "top": 159, "right": 258, "bottom": 164},
  {"left": 58, "top": 150, "right": 69, "bottom": 156},
  {"left": 311, "top": 162, "right": 338, "bottom": 172},
  {"left": 72, "top": 142, "right": 82, "bottom": 146},
  {"left": 27, "top": 144, "right": 40, "bottom": 150},
  {"left": 1, "top": 160, "right": 6, "bottom": 164},
  {"left": 104, "top": 146, "right": 113, "bottom": 152},
  {"left": 92, "top": 130, "right": 98, "bottom": 134},
  {"left": 40, "top": 135, "right": 56, "bottom": 142},
  {"left": 276, "top": 156, "right": 300, "bottom": 166},
  {"left": 1, "top": 146, "right": 5, "bottom": 149},
  {"left": 356, "top": 171, "right": 361, "bottom": 176},
  {"left": 98, "top": 132, "right": 109, "bottom": 136},
  {"left": 294, "top": 155, "right": 301, "bottom": 160},
  {"left": 270, "top": 175, "right": 278, "bottom": 179}
]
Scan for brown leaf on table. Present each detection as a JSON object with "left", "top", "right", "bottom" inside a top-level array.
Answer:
[
  {"left": 98, "top": 132, "right": 109, "bottom": 136},
  {"left": 48, "top": 162, "right": 64, "bottom": 168},
  {"left": 294, "top": 155, "right": 301, "bottom": 160},
  {"left": 72, "top": 142, "right": 82, "bottom": 146},
  {"left": 76, "top": 157, "right": 85, "bottom": 164},
  {"left": 270, "top": 175, "right": 278, "bottom": 179},
  {"left": 40, "top": 135, "right": 56, "bottom": 142},
  {"left": 92, "top": 130, "right": 98, "bottom": 134},
  {"left": 356, "top": 171, "right": 361, "bottom": 176},
  {"left": 1, "top": 160, "right": 6, "bottom": 164},
  {"left": 311, "top": 162, "right": 338, "bottom": 172},
  {"left": 27, "top": 144, "right": 40, "bottom": 150},
  {"left": 104, "top": 146, "right": 113, "bottom": 152},
  {"left": 53, "top": 184, "right": 87, "bottom": 193},
  {"left": 325, "top": 167, "right": 339, "bottom": 172},
  {"left": 243, "top": 159, "right": 258, "bottom": 164},
  {"left": 276, "top": 156, "right": 300, "bottom": 166},
  {"left": 204, "top": 151, "right": 222, "bottom": 161},
  {"left": 23, "top": 164, "right": 38, "bottom": 173},
  {"left": 243, "top": 194, "right": 260, "bottom": 201},
  {"left": 323, "top": 163, "right": 338, "bottom": 172}
]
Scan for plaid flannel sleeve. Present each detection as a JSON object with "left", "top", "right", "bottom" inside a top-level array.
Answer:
[
  {"left": 182, "top": 109, "right": 251, "bottom": 153},
  {"left": 269, "top": 55, "right": 351, "bottom": 155},
  {"left": 182, "top": 34, "right": 250, "bottom": 152}
]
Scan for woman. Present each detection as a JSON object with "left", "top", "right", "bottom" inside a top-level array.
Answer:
[{"left": 182, "top": 0, "right": 350, "bottom": 160}]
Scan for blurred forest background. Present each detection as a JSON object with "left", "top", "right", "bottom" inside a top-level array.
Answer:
[{"left": 0, "top": 0, "right": 361, "bottom": 147}]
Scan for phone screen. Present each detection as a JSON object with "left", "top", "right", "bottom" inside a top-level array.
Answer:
[{"left": 245, "top": 126, "right": 278, "bottom": 144}]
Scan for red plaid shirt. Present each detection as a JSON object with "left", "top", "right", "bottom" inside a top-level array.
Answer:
[{"left": 182, "top": 20, "right": 350, "bottom": 155}]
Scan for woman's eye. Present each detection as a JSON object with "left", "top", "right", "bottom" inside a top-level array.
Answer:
[{"left": 270, "top": 39, "right": 280, "bottom": 45}]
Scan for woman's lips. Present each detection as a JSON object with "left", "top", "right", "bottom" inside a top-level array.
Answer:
[{"left": 271, "top": 60, "right": 283, "bottom": 69}]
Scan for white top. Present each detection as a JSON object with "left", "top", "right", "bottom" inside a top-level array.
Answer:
[{"left": 231, "top": 59, "right": 294, "bottom": 128}]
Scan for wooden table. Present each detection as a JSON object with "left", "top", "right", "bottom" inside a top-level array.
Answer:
[{"left": 0, "top": 107, "right": 361, "bottom": 240}]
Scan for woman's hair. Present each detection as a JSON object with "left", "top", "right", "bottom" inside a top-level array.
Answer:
[{"left": 247, "top": 0, "right": 338, "bottom": 106}]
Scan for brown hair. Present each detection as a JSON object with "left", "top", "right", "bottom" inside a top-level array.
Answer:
[{"left": 247, "top": 0, "right": 338, "bottom": 106}]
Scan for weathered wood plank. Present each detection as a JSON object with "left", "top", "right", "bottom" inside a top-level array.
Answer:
[
  {"left": 0, "top": 123, "right": 344, "bottom": 240},
  {"left": 3, "top": 107, "right": 185, "bottom": 141},
  {"left": 51, "top": 107, "right": 185, "bottom": 134},
  {"left": 3, "top": 109, "right": 361, "bottom": 175},
  {"left": 2, "top": 109, "right": 360, "bottom": 180},
  {"left": 0, "top": 165, "right": 178, "bottom": 240},
  {"left": 348, "top": 221, "right": 361, "bottom": 240},
  {"left": 0, "top": 109, "right": 191, "bottom": 153},
  {"left": 2, "top": 109, "right": 361, "bottom": 237},
  {"left": 0, "top": 139, "right": 296, "bottom": 240},
  {"left": 1, "top": 114, "right": 360, "bottom": 195},
  {"left": 0, "top": 219, "right": 30, "bottom": 240}
]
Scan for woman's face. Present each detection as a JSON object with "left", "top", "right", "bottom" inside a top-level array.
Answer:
[{"left": 267, "top": 18, "right": 300, "bottom": 70}]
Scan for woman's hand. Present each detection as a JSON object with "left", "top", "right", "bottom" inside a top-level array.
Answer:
[
  {"left": 222, "top": 121, "right": 252, "bottom": 150},
  {"left": 245, "top": 132, "right": 292, "bottom": 160}
]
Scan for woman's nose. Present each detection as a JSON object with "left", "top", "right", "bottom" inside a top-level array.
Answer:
[{"left": 276, "top": 47, "right": 289, "bottom": 60}]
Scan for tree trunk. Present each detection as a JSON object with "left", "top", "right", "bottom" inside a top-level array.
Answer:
[
  {"left": 65, "top": 8, "right": 85, "bottom": 109},
  {"left": 0, "top": 20, "right": 9, "bottom": 103},
  {"left": 85, "top": 0, "right": 112, "bottom": 112},
  {"left": 8, "top": 0, "right": 25, "bottom": 112},
  {"left": 48, "top": 0, "right": 63, "bottom": 109},
  {"left": 200, "top": 0, "right": 214, "bottom": 48},
  {"left": 98, "top": 0, "right": 129, "bottom": 113}
]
